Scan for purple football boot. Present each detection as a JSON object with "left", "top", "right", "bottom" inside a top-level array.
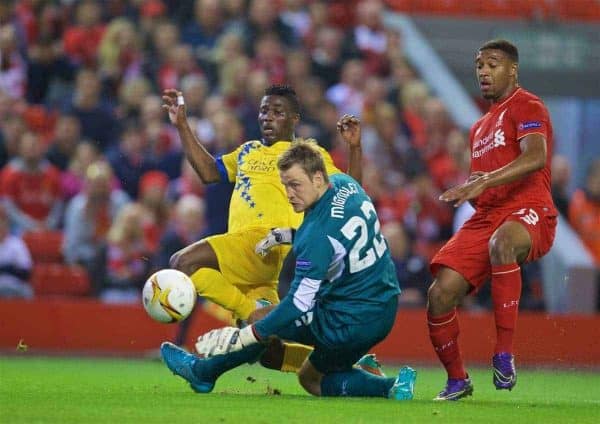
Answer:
[
  {"left": 493, "top": 352, "right": 517, "bottom": 390},
  {"left": 433, "top": 376, "right": 474, "bottom": 401}
]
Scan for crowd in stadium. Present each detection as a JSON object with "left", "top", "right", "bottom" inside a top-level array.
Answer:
[{"left": 0, "top": 0, "right": 598, "bottom": 312}]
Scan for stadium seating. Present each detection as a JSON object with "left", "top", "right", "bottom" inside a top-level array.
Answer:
[
  {"left": 385, "top": 0, "right": 600, "bottom": 21},
  {"left": 22, "top": 230, "right": 64, "bottom": 264},
  {"left": 30, "top": 263, "right": 92, "bottom": 297}
]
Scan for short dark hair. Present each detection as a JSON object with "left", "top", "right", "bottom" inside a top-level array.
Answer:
[
  {"left": 277, "top": 139, "right": 329, "bottom": 183},
  {"left": 264, "top": 84, "right": 300, "bottom": 114},
  {"left": 479, "top": 39, "right": 519, "bottom": 63}
]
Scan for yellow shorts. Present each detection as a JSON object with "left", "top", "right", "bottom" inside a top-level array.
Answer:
[{"left": 205, "top": 227, "right": 291, "bottom": 305}]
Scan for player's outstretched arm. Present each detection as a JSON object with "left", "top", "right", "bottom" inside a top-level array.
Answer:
[
  {"left": 162, "top": 89, "right": 221, "bottom": 184},
  {"left": 477, "top": 133, "right": 547, "bottom": 189},
  {"left": 337, "top": 114, "right": 363, "bottom": 184},
  {"left": 440, "top": 134, "right": 547, "bottom": 207}
]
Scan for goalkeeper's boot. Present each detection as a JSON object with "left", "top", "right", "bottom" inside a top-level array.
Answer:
[
  {"left": 433, "top": 376, "right": 473, "bottom": 401},
  {"left": 492, "top": 352, "right": 517, "bottom": 390},
  {"left": 388, "top": 366, "right": 417, "bottom": 400},
  {"left": 160, "top": 342, "right": 215, "bottom": 393},
  {"left": 355, "top": 353, "right": 386, "bottom": 377}
]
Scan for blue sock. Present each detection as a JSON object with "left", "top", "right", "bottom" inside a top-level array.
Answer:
[
  {"left": 320, "top": 368, "right": 395, "bottom": 397},
  {"left": 193, "top": 344, "right": 265, "bottom": 381}
]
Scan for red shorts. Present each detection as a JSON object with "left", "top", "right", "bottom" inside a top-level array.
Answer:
[{"left": 430, "top": 205, "right": 557, "bottom": 289}]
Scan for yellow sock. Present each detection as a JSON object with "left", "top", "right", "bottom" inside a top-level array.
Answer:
[
  {"left": 280, "top": 342, "right": 314, "bottom": 373},
  {"left": 190, "top": 268, "right": 256, "bottom": 320}
]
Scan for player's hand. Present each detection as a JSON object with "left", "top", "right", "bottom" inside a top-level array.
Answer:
[
  {"left": 255, "top": 228, "right": 295, "bottom": 257},
  {"left": 439, "top": 173, "right": 490, "bottom": 207},
  {"left": 337, "top": 114, "right": 361, "bottom": 148},
  {"left": 195, "top": 326, "right": 259, "bottom": 357},
  {"left": 162, "top": 89, "right": 187, "bottom": 126}
]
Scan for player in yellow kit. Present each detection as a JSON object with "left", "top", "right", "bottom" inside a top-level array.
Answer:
[{"left": 161, "top": 85, "right": 364, "bottom": 372}]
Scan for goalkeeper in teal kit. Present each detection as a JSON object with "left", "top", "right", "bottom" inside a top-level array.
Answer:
[{"left": 160, "top": 140, "right": 416, "bottom": 399}]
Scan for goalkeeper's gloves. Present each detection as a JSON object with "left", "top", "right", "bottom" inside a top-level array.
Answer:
[
  {"left": 254, "top": 227, "right": 295, "bottom": 257},
  {"left": 195, "top": 325, "right": 259, "bottom": 357}
]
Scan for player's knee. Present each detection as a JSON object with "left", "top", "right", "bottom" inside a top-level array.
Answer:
[
  {"left": 428, "top": 281, "right": 456, "bottom": 308},
  {"left": 169, "top": 249, "right": 196, "bottom": 275},
  {"left": 488, "top": 234, "right": 516, "bottom": 262},
  {"left": 297, "top": 371, "right": 321, "bottom": 396}
]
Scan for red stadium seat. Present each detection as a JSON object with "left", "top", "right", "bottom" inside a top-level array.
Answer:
[
  {"left": 31, "top": 263, "right": 92, "bottom": 297},
  {"left": 22, "top": 230, "right": 64, "bottom": 263}
]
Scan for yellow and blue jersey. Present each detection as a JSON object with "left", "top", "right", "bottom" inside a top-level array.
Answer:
[{"left": 215, "top": 140, "right": 341, "bottom": 232}]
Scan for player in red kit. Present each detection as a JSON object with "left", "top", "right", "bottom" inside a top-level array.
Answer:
[{"left": 426, "top": 40, "right": 557, "bottom": 401}]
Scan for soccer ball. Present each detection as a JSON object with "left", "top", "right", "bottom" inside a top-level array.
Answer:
[{"left": 142, "top": 269, "right": 196, "bottom": 323}]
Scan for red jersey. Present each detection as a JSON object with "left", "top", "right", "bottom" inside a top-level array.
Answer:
[
  {"left": 469, "top": 87, "right": 556, "bottom": 212},
  {"left": 0, "top": 160, "right": 62, "bottom": 220}
]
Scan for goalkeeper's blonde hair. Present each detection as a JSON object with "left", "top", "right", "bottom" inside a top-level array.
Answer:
[{"left": 278, "top": 138, "right": 329, "bottom": 183}]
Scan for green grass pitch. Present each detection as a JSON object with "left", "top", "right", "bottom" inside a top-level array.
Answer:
[{"left": 1, "top": 356, "right": 599, "bottom": 423}]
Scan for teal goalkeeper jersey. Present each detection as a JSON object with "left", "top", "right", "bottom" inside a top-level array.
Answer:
[{"left": 254, "top": 173, "right": 400, "bottom": 339}]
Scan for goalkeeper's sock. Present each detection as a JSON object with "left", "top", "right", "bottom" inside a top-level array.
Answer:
[
  {"left": 320, "top": 369, "right": 395, "bottom": 397},
  {"left": 491, "top": 263, "right": 521, "bottom": 354},
  {"left": 280, "top": 342, "right": 314, "bottom": 373},
  {"left": 193, "top": 344, "right": 265, "bottom": 381},
  {"left": 190, "top": 267, "right": 256, "bottom": 320},
  {"left": 427, "top": 309, "right": 467, "bottom": 379}
]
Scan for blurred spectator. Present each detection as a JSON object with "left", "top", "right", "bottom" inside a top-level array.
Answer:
[
  {"left": 0, "top": 204, "right": 32, "bottom": 299},
  {"left": 569, "top": 159, "right": 600, "bottom": 264},
  {"left": 61, "top": 141, "right": 108, "bottom": 201},
  {"left": 281, "top": 0, "right": 311, "bottom": 40},
  {"left": 237, "top": 68, "right": 268, "bottom": 140},
  {"left": 62, "top": 0, "right": 105, "bottom": 67},
  {"left": 63, "top": 68, "right": 120, "bottom": 151},
  {"left": 404, "top": 173, "right": 453, "bottom": 260},
  {"left": 98, "top": 18, "right": 144, "bottom": 89},
  {"left": 180, "top": 73, "right": 209, "bottom": 118},
  {"left": 400, "top": 79, "right": 429, "bottom": 148},
  {"left": 386, "top": 56, "right": 418, "bottom": 106},
  {"left": 167, "top": 158, "right": 206, "bottom": 203},
  {"left": 107, "top": 121, "right": 157, "bottom": 199},
  {"left": 551, "top": 154, "right": 571, "bottom": 217},
  {"left": 421, "top": 97, "right": 458, "bottom": 190},
  {"left": 158, "top": 43, "right": 204, "bottom": 92},
  {"left": 242, "top": 0, "right": 297, "bottom": 55},
  {"left": 145, "top": 20, "right": 180, "bottom": 85},
  {"left": 361, "top": 102, "right": 425, "bottom": 187},
  {"left": 154, "top": 194, "right": 207, "bottom": 270},
  {"left": 382, "top": 220, "right": 430, "bottom": 307},
  {"left": 309, "top": 26, "right": 344, "bottom": 89},
  {"left": 251, "top": 32, "right": 286, "bottom": 85},
  {"left": 139, "top": 94, "right": 182, "bottom": 178},
  {"left": 326, "top": 58, "right": 365, "bottom": 117},
  {"left": 138, "top": 170, "right": 171, "bottom": 252},
  {"left": 26, "top": 34, "right": 76, "bottom": 105},
  {"left": 0, "top": 131, "right": 63, "bottom": 233},
  {"left": 46, "top": 113, "right": 82, "bottom": 171},
  {"left": 348, "top": 0, "right": 390, "bottom": 76},
  {"left": 0, "top": 24, "right": 26, "bottom": 99},
  {"left": 362, "top": 162, "right": 410, "bottom": 224},
  {"left": 181, "top": 0, "right": 226, "bottom": 63},
  {"left": 102, "top": 202, "right": 152, "bottom": 304},
  {"left": 285, "top": 49, "right": 311, "bottom": 92},
  {"left": 63, "top": 161, "right": 130, "bottom": 294},
  {"left": 117, "top": 76, "right": 152, "bottom": 121},
  {"left": 0, "top": 111, "right": 26, "bottom": 169}
]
